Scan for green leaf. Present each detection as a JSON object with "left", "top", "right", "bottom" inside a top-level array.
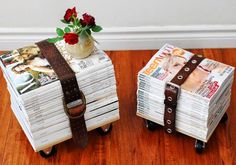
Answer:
[
  {"left": 73, "top": 19, "right": 76, "bottom": 26},
  {"left": 68, "top": 24, "right": 74, "bottom": 28},
  {"left": 75, "top": 28, "right": 82, "bottom": 34},
  {"left": 80, "top": 30, "right": 87, "bottom": 37},
  {"left": 61, "top": 19, "right": 69, "bottom": 24},
  {"left": 47, "top": 37, "right": 63, "bottom": 43},
  {"left": 56, "top": 28, "right": 64, "bottom": 36},
  {"left": 75, "top": 18, "right": 81, "bottom": 26},
  {"left": 64, "top": 27, "right": 71, "bottom": 33},
  {"left": 82, "top": 25, "right": 90, "bottom": 31},
  {"left": 86, "top": 29, "right": 91, "bottom": 35},
  {"left": 57, "top": 36, "right": 63, "bottom": 40},
  {"left": 75, "top": 19, "right": 78, "bottom": 25},
  {"left": 92, "top": 25, "right": 102, "bottom": 32}
]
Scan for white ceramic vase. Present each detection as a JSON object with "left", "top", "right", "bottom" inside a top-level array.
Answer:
[{"left": 65, "top": 35, "right": 95, "bottom": 59}]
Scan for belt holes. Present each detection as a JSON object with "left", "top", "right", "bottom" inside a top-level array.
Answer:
[
  {"left": 168, "top": 97, "right": 172, "bottom": 102},
  {"left": 197, "top": 54, "right": 203, "bottom": 58},
  {"left": 184, "top": 67, "right": 190, "bottom": 72},
  {"left": 177, "top": 75, "right": 183, "bottom": 80},
  {"left": 167, "top": 108, "right": 172, "bottom": 113},
  {"left": 192, "top": 59, "right": 197, "bottom": 64},
  {"left": 167, "top": 128, "right": 172, "bottom": 134},
  {"left": 167, "top": 120, "right": 172, "bottom": 125}
]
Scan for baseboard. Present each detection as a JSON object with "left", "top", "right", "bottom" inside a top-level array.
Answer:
[{"left": 1, "top": 25, "right": 236, "bottom": 50}]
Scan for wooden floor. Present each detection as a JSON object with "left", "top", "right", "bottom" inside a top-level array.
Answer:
[{"left": 0, "top": 49, "right": 236, "bottom": 165}]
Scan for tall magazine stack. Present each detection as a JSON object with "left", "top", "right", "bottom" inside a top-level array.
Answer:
[
  {"left": 0, "top": 41, "right": 120, "bottom": 152},
  {"left": 137, "top": 44, "right": 234, "bottom": 144}
]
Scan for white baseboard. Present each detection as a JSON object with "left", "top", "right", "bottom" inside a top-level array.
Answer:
[{"left": 1, "top": 25, "right": 236, "bottom": 50}]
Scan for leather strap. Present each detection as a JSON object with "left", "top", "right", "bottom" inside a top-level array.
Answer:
[
  {"left": 164, "top": 54, "right": 205, "bottom": 134},
  {"left": 36, "top": 40, "right": 88, "bottom": 147}
]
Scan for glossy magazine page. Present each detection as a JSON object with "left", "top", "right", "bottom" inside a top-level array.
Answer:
[
  {"left": 0, "top": 41, "right": 111, "bottom": 95},
  {"left": 139, "top": 44, "right": 234, "bottom": 100}
]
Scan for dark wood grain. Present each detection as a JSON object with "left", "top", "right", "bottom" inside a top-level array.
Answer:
[{"left": 0, "top": 49, "right": 235, "bottom": 165}]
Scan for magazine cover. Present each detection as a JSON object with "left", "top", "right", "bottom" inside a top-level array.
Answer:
[
  {"left": 0, "top": 41, "right": 111, "bottom": 94},
  {"left": 140, "top": 44, "right": 234, "bottom": 99},
  {"left": 0, "top": 45, "right": 58, "bottom": 94}
]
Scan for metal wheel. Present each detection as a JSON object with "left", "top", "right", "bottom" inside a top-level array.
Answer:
[
  {"left": 195, "top": 140, "right": 205, "bottom": 154},
  {"left": 220, "top": 113, "right": 228, "bottom": 123},
  {"left": 96, "top": 124, "right": 113, "bottom": 136},
  {"left": 144, "top": 119, "right": 158, "bottom": 131},
  {"left": 39, "top": 146, "right": 57, "bottom": 158}
]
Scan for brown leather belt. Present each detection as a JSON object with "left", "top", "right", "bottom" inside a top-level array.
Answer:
[
  {"left": 36, "top": 40, "right": 88, "bottom": 148},
  {"left": 164, "top": 54, "right": 205, "bottom": 134}
]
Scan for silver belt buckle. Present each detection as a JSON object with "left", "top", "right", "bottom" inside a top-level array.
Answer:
[
  {"left": 66, "top": 99, "right": 83, "bottom": 109},
  {"left": 166, "top": 81, "right": 181, "bottom": 99},
  {"left": 63, "top": 90, "right": 86, "bottom": 119}
]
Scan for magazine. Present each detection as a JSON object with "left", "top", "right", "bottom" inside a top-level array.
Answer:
[
  {"left": 0, "top": 41, "right": 111, "bottom": 95},
  {"left": 0, "top": 41, "right": 120, "bottom": 152},
  {"left": 136, "top": 44, "right": 234, "bottom": 142},
  {"left": 139, "top": 44, "right": 234, "bottom": 100}
]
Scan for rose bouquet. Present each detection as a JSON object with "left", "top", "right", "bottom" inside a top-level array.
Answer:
[{"left": 48, "top": 7, "right": 102, "bottom": 45}]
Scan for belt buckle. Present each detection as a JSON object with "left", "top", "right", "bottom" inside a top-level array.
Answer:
[
  {"left": 166, "top": 81, "right": 181, "bottom": 99},
  {"left": 63, "top": 90, "right": 86, "bottom": 119}
]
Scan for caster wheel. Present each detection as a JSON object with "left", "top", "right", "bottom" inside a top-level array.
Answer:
[
  {"left": 220, "top": 113, "right": 228, "bottom": 123},
  {"left": 195, "top": 140, "right": 205, "bottom": 154},
  {"left": 39, "top": 146, "right": 57, "bottom": 158},
  {"left": 96, "top": 124, "right": 113, "bottom": 136},
  {"left": 144, "top": 120, "right": 158, "bottom": 131}
]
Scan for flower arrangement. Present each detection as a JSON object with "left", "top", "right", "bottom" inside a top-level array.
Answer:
[{"left": 48, "top": 7, "right": 102, "bottom": 45}]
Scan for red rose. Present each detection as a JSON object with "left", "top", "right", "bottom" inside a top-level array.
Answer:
[
  {"left": 80, "top": 13, "right": 95, "bottom": 27},
  {"left": 64, "top": 7, "right": 77, "bottom": 22},
  {"left": 63, "top": 33, "right": 79, "bottom": 45}
]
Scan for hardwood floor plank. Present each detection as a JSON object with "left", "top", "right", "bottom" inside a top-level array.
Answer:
[{"left": 0, "top": 73, "right": 12, "bottom": 165}]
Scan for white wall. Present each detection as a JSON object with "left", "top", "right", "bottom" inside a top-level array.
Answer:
[{"left": 0, "top": 0, "right": 236, "bottom": 50}]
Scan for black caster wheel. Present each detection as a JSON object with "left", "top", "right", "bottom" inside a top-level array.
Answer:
[
  {"left": 96, "top": 124, "right": 113, "bottom": 136},
  {"left": 39, "top": 146, "right": 57, "bottom": 158},
  {"left": 195, "top": 140, "right": 205, "bottom": 154},
  {"left": 144, "top": 120, "right": 158, "bottom": 131},
  {"left": 220, "top": 113, "right": 228, "bottom": 123}
]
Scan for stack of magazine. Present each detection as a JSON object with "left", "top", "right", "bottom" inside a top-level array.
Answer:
[
  {"left": 0, "top": 41, "right": 120, "bottom": 151},
  {"left": 137, "top": 44, "right": 234, "bottom": 142}
]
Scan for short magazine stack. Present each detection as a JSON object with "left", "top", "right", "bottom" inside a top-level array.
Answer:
[
  {"left": 136, "top": 44, "right": 234, "bottom": 153},
  {"left": 0, "top": 40, "right": 119, "bottom": 157}
]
